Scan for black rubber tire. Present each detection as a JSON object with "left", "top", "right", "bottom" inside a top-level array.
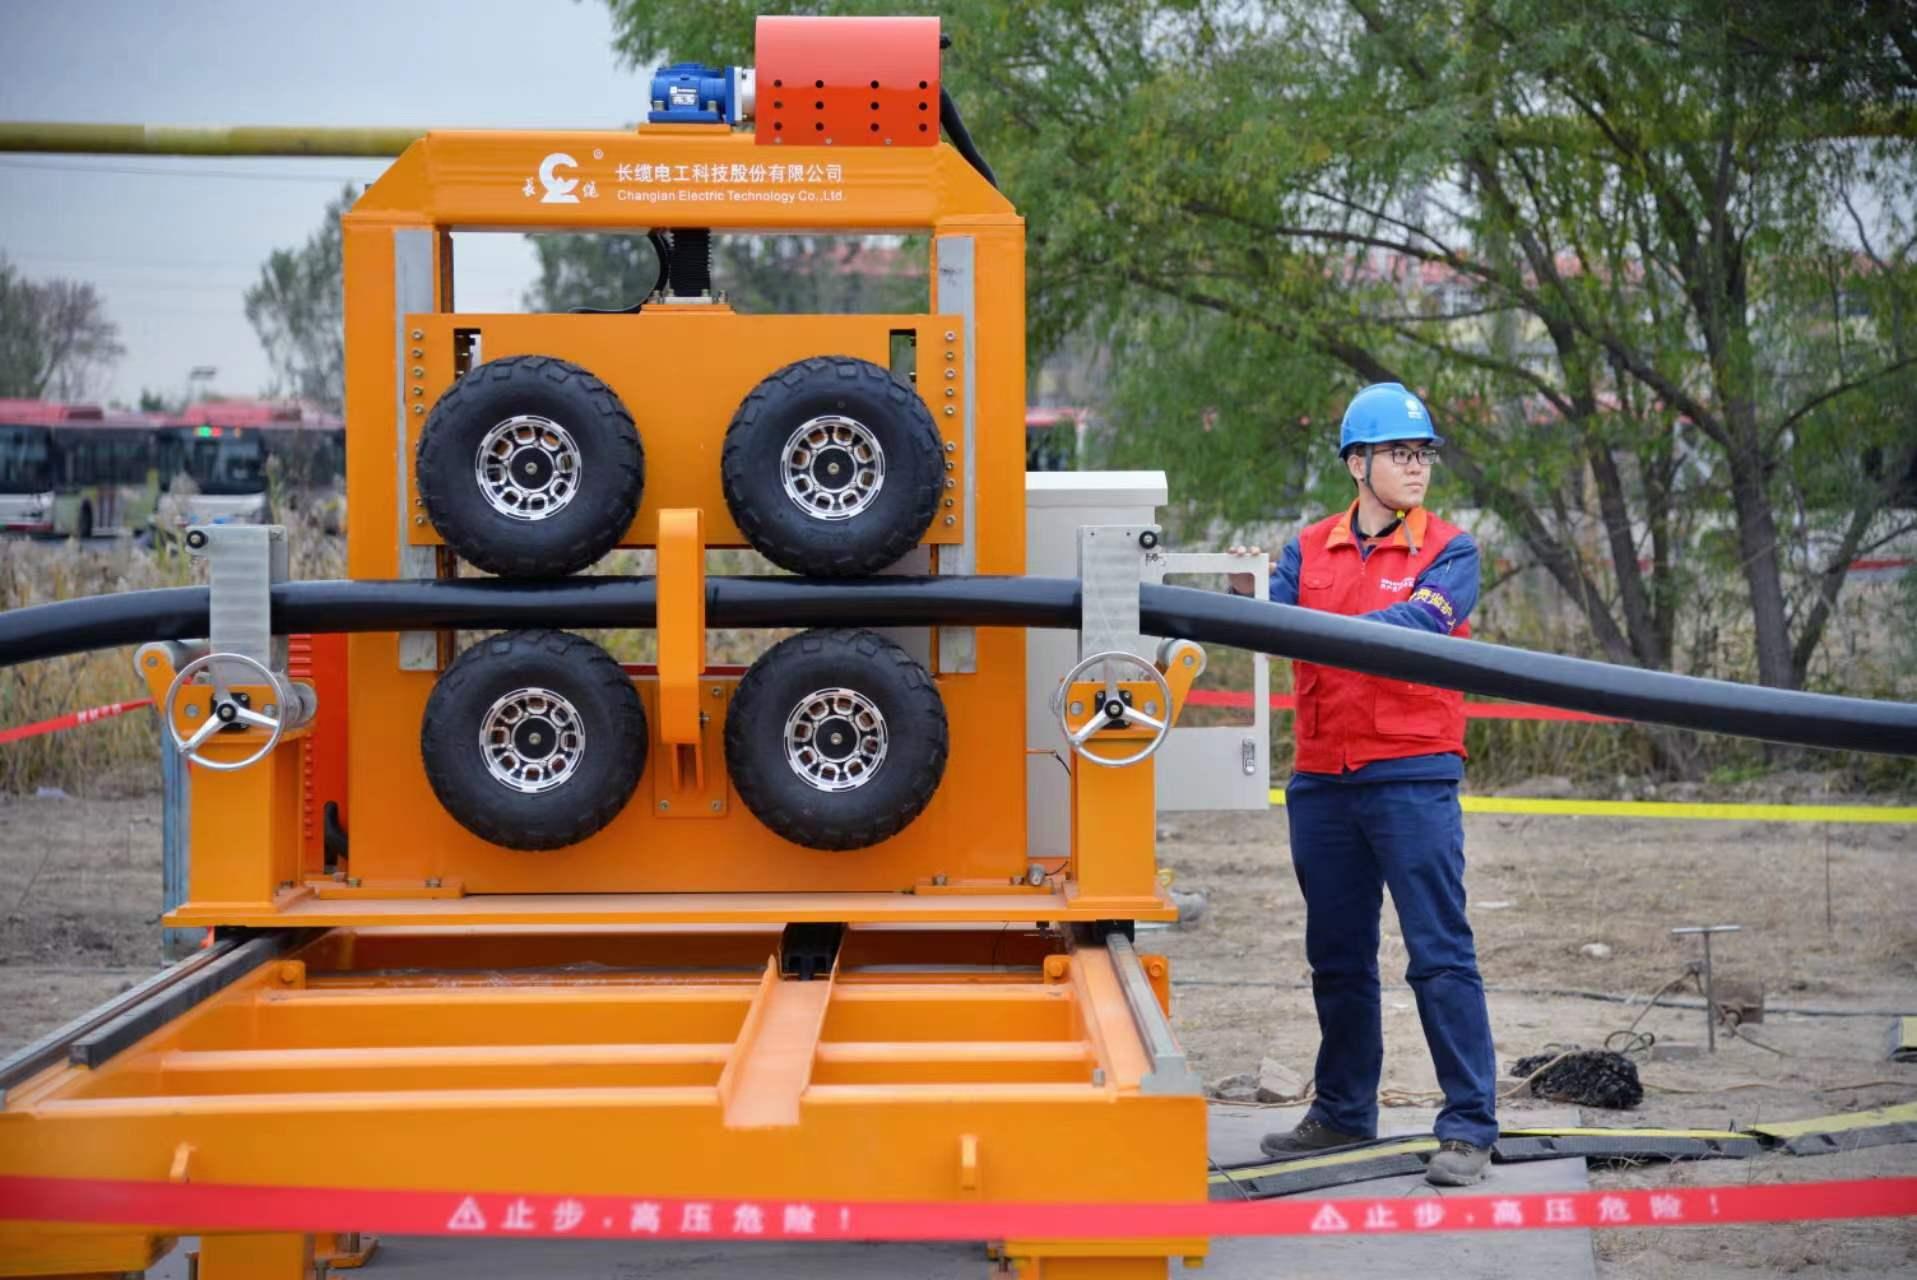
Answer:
[
  {"left": 725, "top": 628, "right": 948, "bottom": 851},
  {"left": 720, "top": 356, "right": 943, "bottom": 576},
  {"left": 416, "top": 355, "right": 644, "bottom": 577},
  {"left": 421, "top": 629, "right": 647, "bottom": 851}
]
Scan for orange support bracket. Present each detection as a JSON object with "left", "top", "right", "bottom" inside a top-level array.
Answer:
[{"left": 657, "top": 508, "right": 707, "bottom": 794}]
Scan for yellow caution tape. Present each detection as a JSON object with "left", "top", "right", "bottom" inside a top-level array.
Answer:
[
  {"left": 1266, "top": 791, "right": 1917, "bottom": 824},
  {"left": 1208, "top": 1138, "right": 1439, "bottom": 1184},
  {"left": 1745, "top": 1101, "right": 1917, "bottom": 1139}
]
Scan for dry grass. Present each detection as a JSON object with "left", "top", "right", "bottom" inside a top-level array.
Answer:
[{"left": 0, "top": 512, "right": 345, "bottom": 796}]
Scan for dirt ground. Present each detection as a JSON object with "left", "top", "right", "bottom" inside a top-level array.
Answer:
[{"left": 1, "top": 790, "right": 1913, "bottom": 1276}]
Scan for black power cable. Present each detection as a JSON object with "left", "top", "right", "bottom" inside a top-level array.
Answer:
[{"left": 3, "top": 576, "right": 1914, "bottom": 756}]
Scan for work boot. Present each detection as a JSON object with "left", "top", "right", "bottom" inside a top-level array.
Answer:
[
  {"left": 1424, "top": 1139, "right": 1491, "bottom": 1186},
  {"left": 1258, "top": 1116, "right": 1371, "bottom": 1158}
]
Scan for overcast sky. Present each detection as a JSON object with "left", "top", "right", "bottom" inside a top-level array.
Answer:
[{"left": 0, "top": 0, "right": 656, "bottom": 406}]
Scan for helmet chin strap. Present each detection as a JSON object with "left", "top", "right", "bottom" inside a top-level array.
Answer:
[{"left": 1356, "top": 446, "right": 1408, "bottom": 538}]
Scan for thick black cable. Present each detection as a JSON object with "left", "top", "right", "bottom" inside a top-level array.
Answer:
[
  {"left": 1137, "top": 587, "right": 1917, "bottom": 758},
  {"left": 1, "top": 576, "right": 1912, "bottom": 756},
  {"left": 938, "top": 87, "right": 998, "bottom": 189}
]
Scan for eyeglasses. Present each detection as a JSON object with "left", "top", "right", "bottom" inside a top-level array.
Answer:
[{"left": 1376, "top": 446, "right": 1441, "bottom": 468}]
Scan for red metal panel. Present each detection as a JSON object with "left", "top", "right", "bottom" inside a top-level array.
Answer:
[
  {"left": 287, "top": 633, "right": 350, "bottom": 874},
  {"left": 755, "top": 15, "right": 941, "bottom": 148}
]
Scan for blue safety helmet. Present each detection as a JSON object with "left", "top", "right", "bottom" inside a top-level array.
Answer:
[{"left": 1338, "top": 383, "right": 1444, "bottom": 457}]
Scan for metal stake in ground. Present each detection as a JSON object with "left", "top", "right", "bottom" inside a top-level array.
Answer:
[{"left": 1672, "top": 924, "right": 1742, "bottom": 1052}]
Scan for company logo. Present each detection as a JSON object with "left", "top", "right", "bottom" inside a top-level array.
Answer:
[
  {"left": 539, "top": 152, "right": 581, "bottom": 204},
  {"left": 1379, "top": 576, "right": 1414, "bottom": 592},
  {"left": 1404, "top": 397, "right": 1424, "bottom": 419}
]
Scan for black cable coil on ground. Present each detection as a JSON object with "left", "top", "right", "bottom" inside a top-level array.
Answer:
[{"left": 1510, "top": 1048, "right": 1645, "bottom": 1110}]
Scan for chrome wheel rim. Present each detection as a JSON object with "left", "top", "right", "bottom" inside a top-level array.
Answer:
[
  {"left": 783, "top": 686, "right": 888, "bottom": 792},
  {"left": 479, "top": 686, "right": 585, "bottom": 794},
  {"left": 475, "top": 415, "right": 581, "bottom": 521},
  {"left": 779, "top": 415, "right": 884, "bottom": 521}
]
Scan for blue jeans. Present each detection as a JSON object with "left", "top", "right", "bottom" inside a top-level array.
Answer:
[{"left": 1286, "top": 773, "right": 1498, "bottom": 1147}]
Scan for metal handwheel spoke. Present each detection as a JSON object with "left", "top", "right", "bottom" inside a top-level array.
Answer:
[
  {"left": 1054, "top": 649, "right": 1176, "bottom": 769},
  {"left": 178, "top": 714, "right": 224, "bottom": 754},
  {"left": 161, "top": 651, "right": 290, "bottom": 772},
  {"left": 1068, "top": 716, "right": 1108, "bottom": 747}
]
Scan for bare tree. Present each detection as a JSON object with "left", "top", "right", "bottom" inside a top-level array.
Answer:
[
  {"left": 244, "top": 186, "right": 351, "bottom": 412},
  {"left": 0, "top": 254, "right": 126, "bottom": 400}
]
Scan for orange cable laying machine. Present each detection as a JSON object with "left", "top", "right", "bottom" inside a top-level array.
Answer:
[{"left": 0, "top": 17, "right": 1221, "bottom": 1278}]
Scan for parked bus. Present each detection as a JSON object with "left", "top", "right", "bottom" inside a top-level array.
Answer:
[
  {"left": 0, "top": 400, "right": 164, "bottom": 537},
  {"left": 154, "top": 400, "right": 345, "bottom": 534}
]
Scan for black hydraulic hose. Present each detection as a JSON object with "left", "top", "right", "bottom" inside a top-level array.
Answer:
[
  {"left": 938, "top": 87, "right": 998, "bottom": 189},
  {"left": 2, "top": 576, "right": 1913, "bottom": 756}
]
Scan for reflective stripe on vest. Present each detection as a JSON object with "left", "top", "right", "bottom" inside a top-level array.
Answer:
[{"left": 1292, "top": 506, "right": 1469, "bottom": 773}]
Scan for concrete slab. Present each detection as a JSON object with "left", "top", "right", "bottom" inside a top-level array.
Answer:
[
  {"left": 1203, "top": 1105, "right": 1597, "bottom": 1279},
  {"left": 148, "top": 1106, "right": 1595, "bottom": 1279}
]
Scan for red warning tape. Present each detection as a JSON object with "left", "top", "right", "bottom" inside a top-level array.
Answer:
[
  {"left": 1184, "top": 688, "right": 1619, "bottom": 723},
  {"left": 0, "top": 1174, "right": 1910, "bottom": 1242},
  {"left": 0, "top": 698, "right": 153, "bottom": 746}
]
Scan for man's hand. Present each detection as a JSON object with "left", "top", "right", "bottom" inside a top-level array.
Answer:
[{"left": 1227, "top": 545, "right": 1264, "bottom": 597}]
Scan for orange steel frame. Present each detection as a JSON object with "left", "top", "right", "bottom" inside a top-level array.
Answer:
[{"left": 0, "top": 103, "right": 1208, "bottom": 1280}]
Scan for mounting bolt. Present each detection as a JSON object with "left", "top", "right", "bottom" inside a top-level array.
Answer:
[
  {"left": 185, "top": 529, "right": 207, "bottom": 549},
  {"left": 1139, "top": 530, "right": 1160, "bottom": 550},
  {"left": 185, "top": 704, "right": 201, "bottom": 719},
  {"left": 944, "top": 368, "right": 956, "bottom": 381},
  {"left": 658, "top": 800, "right": 670, "bottom": 811},
  {"left": 411, "top": 366, "right": 424, "bottom": 378},
  {"left": 944, "top": 330, "right": 956, "bottom": 341},
  {"left": 424, "top": 876, "right": 442, "bottom": 888},
  {"left": 943, "top": 406, "right": 955, "bottom": 416},
  {"left": 944, "top": 441, "right": 957, "bottom": 453},
  {"left": 945, "top": 460, "right": 955, "bottom": 472},
  {"left": 710, "top": 800, "right": 723, "bottom": 812},
  {"left": 932, "top": 873, "right": 947, "bottom": 886},
  {"left": 943, "top": 498, "right": 955, "bottom": 508},
  {"left": 943, "top": 515, "right": 956, "bottom": 526},
  {"left": 276, "top": 961, "right": 301, "bottom": 985},
  {"left": 1043, "top": 954, "right": 1070, "bottom": 981},
  {"left": 1068, "top": 701, "right": 1084, "bottom": 716},
  {"left": 411, "top": 347, "right": 424, "bottom": 359},
  {"left": 711, "top": 687, "right": 723, "bottom": 698},
  {"left": 944, "top": 387, "right": 955, "bottom": 398},
  {"left": 410, "top": 328, "right": 423, "bottom": 340},
  {"left": 412, "top": 404, "right": 424, "bottom": 416},
  {"left": 944, "top": 350, "right": 955, "bottom": 361},
  {"left": 414, "top": 514, "right": 427, "bottom": 525},
  {"left": 945, "top": 478, "right": 956, "bottom": 489}
]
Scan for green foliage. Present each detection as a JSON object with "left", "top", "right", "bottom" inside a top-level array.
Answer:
[
  {"left": 523, "top": 233, "right": 924, "bottom": 315},
  {"left": 0, "top": 253, "right": 125, "bottom": 400},
  {"left": 598, "top": 0, "right": 1915, "bottom": 711},
  {"left": 244, "top": 186, "right": 352, "bottom": 412}
]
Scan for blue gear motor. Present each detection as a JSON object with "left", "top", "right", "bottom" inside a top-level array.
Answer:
[{"left": 648, "top": 63, "right": 756, "bottom": 125}]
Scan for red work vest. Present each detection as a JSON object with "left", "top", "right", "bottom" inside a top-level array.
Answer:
[{"left": 1292, "top": 504, "right": 1470, "bottom": 773}]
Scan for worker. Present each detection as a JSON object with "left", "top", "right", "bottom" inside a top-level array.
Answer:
[{"left": 1228, "top": 382, "right": 1497, "bottom": 1187}]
